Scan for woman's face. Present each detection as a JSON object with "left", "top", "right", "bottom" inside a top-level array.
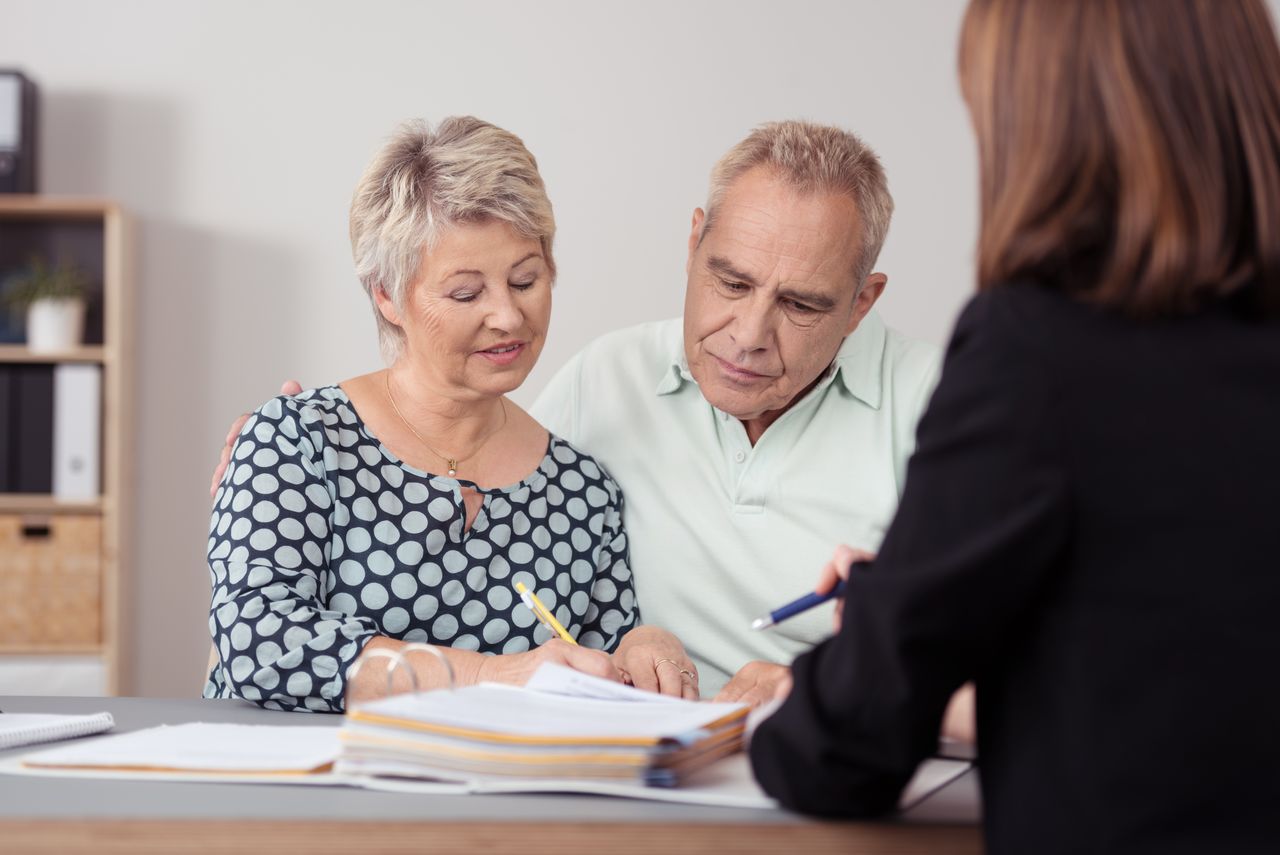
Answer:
[{"left": 378, "top": 219, "right": 552, "bottom": 400}]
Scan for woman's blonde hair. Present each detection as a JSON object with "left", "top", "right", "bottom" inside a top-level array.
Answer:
[{"left": 349, "top": 117, "right": 556, "bottom": 361}]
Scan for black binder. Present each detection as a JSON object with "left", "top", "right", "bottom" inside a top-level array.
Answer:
[{"left": 10, "top": 364, "right": 54, "bottom": 493}]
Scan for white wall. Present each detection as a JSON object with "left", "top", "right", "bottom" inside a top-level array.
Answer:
[{"left": 2, "top": 0, "right": 984, "bottom": 696}]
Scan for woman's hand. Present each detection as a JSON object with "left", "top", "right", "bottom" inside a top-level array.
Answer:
[
  {"left": 209, "top": 380, "right": 304, "bottom": 497},
  {"left": 611, "top": 626, "right": 699, "bottom": 699},
  {"left": 817, "top": 544, "right": 876, "bottom": 633},
  {"left": 942, "top": 683, "right": 977, "bottom": 745},
  {"left": 475, "top": 639, "right": 622, "bottom": 687}
]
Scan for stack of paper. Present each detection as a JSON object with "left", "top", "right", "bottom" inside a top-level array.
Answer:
[{"left": 336, "top": 664, "right": 750, "bottom": 788}]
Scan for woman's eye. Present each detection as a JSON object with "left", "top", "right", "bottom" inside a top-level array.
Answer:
[
  {"left": 511, "top": 280, "right": 536, "bottom": 291},
  {"left": 452, "top": 292, "right": 479, "bottom": 303}
]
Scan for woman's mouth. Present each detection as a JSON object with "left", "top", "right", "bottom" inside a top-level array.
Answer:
[{"left": 477, "top": 341, "right": 527, "bottom": 365}]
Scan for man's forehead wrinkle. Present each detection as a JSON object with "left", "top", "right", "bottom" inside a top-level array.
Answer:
[{"left": 714, "top": 209, "right": 834, "bottom": 274}]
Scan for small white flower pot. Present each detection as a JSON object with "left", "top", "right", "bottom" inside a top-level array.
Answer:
[{"left": 26, "top": 298, "right": 86, "bottom": 353}]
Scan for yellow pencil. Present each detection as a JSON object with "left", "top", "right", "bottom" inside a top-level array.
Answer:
[{"left": 514, "top": 581, "right": 577, "bottom": 645}]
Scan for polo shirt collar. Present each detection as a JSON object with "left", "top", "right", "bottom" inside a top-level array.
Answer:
[
  {"left": 654, "top": 309, "right": 886, "bottom": 409},
  {"left": 832, "top": 309, "right": 886, "bottom": 409}
]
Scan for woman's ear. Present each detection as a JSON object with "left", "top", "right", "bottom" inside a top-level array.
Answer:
[{"left": 373, "top": 285, "right": 402, "bottom": 326}]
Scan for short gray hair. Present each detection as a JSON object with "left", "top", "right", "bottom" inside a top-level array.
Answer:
[
  {"left": 702, "top": 120, "right": 894, "bottom": 291},
  {"left": 349, "top": 117, "right": 556, "bottom": 362}
]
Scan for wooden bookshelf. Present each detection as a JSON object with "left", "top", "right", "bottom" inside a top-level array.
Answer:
[
  {"left": 0, "top": 345, "right": 108, "bottom": 364},
  {"left": 0, "top": 196, "right": 132, "bottom": 696}
]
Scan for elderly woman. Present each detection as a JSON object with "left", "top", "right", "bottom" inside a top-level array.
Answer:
[{"left": 206, "top": 117, "right": 695, "bottom": 711}]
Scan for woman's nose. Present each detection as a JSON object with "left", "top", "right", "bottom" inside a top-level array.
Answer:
[{"left": 486, "top": 287, "right": 524, "bottom": 332}]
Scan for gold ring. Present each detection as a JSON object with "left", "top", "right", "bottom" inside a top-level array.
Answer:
[{"left": 679, "top": 669, "right": 697, "bottom": 683}]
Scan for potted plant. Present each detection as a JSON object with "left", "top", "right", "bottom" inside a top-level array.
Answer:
[{"left": 0, "top": 257, "right": 90, "bottom": 353}]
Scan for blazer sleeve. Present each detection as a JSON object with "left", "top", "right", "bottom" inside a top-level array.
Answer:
[{"left": 750, "top": 292, "right": 1072, "bottom": 816}]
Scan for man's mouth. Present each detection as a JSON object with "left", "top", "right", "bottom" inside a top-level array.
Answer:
[{"left": 713, "top": 355, "right": 771, "bottom": 382}]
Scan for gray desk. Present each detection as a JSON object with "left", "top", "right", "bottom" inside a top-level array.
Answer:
[{"left": 0, "top": 696, "right": 982, "bottom": 854}]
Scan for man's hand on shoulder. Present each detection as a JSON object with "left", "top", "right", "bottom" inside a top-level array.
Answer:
[
  {"left": 209, "top": 380, "right": 304, "bottom": 498},
  {"left": 715, "top": 661, "right": 793, "bottom": 708}
]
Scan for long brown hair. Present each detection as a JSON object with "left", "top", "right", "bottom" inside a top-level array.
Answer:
[{"left": 960, "top": 0, "right": 1280, "bottom": 314}]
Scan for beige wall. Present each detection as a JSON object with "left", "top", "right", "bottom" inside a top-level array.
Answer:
[{"left": 0, "top": 0, "right": 1143, "bottom": 696}]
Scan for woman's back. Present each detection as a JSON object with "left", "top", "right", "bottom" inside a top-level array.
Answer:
[{"left": 963, "top": 283, "right": 1280, "bottom": 852}]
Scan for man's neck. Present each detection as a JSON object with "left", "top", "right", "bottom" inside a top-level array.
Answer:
[{"left": 738, "top": 368, "right": 830, "bottom": 446}]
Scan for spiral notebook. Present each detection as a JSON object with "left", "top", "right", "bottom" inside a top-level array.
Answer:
[{"left": 0, "top": 712, "right": 115, "bottom": 751}]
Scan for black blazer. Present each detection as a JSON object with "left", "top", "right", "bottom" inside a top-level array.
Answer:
[{"left": 750, "top": 284, "right": 1280, "bottom": 855}]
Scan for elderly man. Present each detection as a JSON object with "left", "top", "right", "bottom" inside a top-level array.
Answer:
[
  {"left": 213, "top": 119, "right": 941, "bottom": 705},
  {"left": 529, "top": 121, "right": 939, "bottom": 702}
]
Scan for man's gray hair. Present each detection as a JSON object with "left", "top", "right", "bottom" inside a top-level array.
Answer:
[
  {"left": 349, "top": 117, "right": 556, "bottom": 362},
  {"left": 702, "top": 120, "right": 894, "bottom": 291}
]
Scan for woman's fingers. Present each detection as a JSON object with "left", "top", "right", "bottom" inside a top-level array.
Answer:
[
  {"left": 654, "top": 659, "right": 686, "bottom": 697},
  {"left": 815, "top": 559, "right": 841, "bottom": 595},
  {"left": 620, "top": 653, "right": 660, "bottom": 693},
  {"left": 816, "top": 545, "right": 877, "bottom": 593},
  {"left": 553, "top": 641, "right": 621, "bottom": 682}
]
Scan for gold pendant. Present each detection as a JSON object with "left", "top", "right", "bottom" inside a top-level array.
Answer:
[{"left": 447, "top": 459, "right": 458, "bottom": 477}]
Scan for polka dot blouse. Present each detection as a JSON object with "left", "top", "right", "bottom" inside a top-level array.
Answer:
[{"left": 204, "top": 386, "right": 638, "bottom": 712}]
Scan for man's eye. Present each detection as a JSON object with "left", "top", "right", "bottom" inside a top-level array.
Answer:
[
  {"left": 720, "top": 279, "right": 749, "bottom": 293},
  {"left": 783, "top": 299, "right": 817, "bottom": 313}
]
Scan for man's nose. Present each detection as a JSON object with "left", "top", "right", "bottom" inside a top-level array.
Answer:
[{"left": 729, "top": 295, "right": 773, "bottom": 354}]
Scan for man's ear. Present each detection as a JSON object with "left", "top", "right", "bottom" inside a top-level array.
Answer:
[
  {"left": 373, "top": 285, "right": 402, "bottom": 326},
  {"left": 844, "top": 272, "right": 888, "bottom": 335},
  {"left": 686, "top": 208, "right": 706, "bottom": 276}
]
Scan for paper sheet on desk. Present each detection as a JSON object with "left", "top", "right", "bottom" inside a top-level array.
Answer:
[
  {"left": 15, "top": 722, "right": 342, "bottom": 776},
  {"left": 0, "top": 724, "right": 968, "bottom": 811}
]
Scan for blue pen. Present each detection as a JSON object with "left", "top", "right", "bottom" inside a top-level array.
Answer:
[{"left": 750, "top": 560, "right": 871, "bottom": 630}]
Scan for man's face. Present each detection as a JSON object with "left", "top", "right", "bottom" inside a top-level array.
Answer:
[{"left": 683, "top": 166, "right": 885, "bottom": 425}]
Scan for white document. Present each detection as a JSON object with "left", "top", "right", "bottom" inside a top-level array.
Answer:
[
  {"left": 359, "top": 751, "right": 778, "bottom": 809},
  {"left": 18, "top": 722, "right": 340, "bottom": 774},
  {"left": 355, "top": 684, "right": 743, "bottom": 741},
  {"left": 0, "top": 712, "right": 114, "bottom": 751},
  {"left": 52, "top": 363, "right": 101, "bottom": 499},
  {"left": 524, "top": 662, "right": 683, "bottom": 703},
  {"left": 898, "top": 758, "right": 973, "bottom": 810}
]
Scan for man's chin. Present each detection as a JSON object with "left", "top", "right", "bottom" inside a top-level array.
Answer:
[{"left": 700, "top": 387, "right": 776, "bottom": 422}]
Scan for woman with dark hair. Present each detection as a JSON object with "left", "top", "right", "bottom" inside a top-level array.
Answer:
[{"left": 750, "top": 1, "right": 1280, "bottom": 851}]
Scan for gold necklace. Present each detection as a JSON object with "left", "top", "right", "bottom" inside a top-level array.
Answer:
[{"left": 384, "top": 372, "right": 508, "bottom": 478}]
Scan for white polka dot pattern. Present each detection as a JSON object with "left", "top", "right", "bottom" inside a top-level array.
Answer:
[{"left": 204, "top": 386, "right": 637, "bottom": 713}]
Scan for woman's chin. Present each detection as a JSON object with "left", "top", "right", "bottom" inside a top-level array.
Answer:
[{"left": 470, "top": 367, "right": 533, "bottom": 398}]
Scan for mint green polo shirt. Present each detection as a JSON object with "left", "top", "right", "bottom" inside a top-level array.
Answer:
[{"left": 530, "top": 311, "right": 941, "bottom": 695}]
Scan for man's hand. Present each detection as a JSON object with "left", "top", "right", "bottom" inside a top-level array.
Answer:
[
  {"left": 816, "top": 544, "right": 876, "bottom": 632},
  {"left": 610, "top": 625, "right": 699, "bottom": 699},
  {"left": 715, "top": 661, "right": 793, "bottom": 708},
  {"left": 209, "top": 380, "right": 304, "bottom": 497}
]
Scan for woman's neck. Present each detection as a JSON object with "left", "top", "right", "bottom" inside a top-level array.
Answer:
[{"left": 384, "top": 363, "right": 507, "bottom": 455}]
